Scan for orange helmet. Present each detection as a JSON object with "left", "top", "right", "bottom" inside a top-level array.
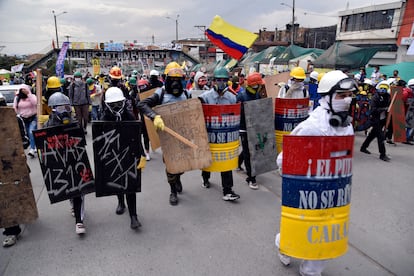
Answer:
[
  {"left": 246, "top": 72, "right": 265, "bottom": 86},
  {"left": 109, "top": 66, "right": 122, "bottom": 79}
]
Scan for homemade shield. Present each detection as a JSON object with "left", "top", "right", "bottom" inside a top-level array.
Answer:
[
  {"left": 274, "top": 98, "right": 309, "bottom": 153},
  {"left": 33, "top": 123, "right": 95, "bottom": 204},
  {"left": 202, "top": 103, "right": 241, "bottom": 172},
  {"left": 92, "top": 121, "right": 141, "bottom": 196},
  {"left": 280, "top": 135, "right": 354, "bottom": 260},
  {"left": 390, "top": 86, "right": 406, "bottom": 143},
  {"left": 154, "top": 98, "right": 211, "bottom": 174},
  {"left": 0, "top": 107, "right": 38, "bottom": 228},
  {"left": 243, "top": 98, "right": 277, "bottom": 176}
]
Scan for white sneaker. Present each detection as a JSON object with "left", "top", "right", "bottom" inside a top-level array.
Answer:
[
  {"left": 3, "top": 235, "right": 17, "bottom": 247},
  {"left": 248, "top": 181, "right": 259, "bottom": 190},
  {"left": 28, "top": 149, "right": 36, "bottom": 158},
  {"left": 75, "top": 223, "right": 86, "bottom": 235},
  {"left": 145, "top": 152, "right": 151, "bottom": 161},
  {"left": 278, "top": 253, "right": 291, "bottom": 266}
]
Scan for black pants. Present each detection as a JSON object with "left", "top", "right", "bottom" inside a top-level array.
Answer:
[
  {"left": 73, "top": 196, "right": 83, "bottom": 224},
  {"left": 166, "top": 170, "right": 183, "bottom": 194},
  {"left": 117, "top": 194, "right": 137, "bottom": 216},
  {"left": 240, "top": 132, "right": 255, "bottom": 181},
  {"left": 3, "top": 225, "right": 21, "bottom": 236},
  {"left": 361, "top": 119, "right": 386, "bottom": 156},
  {"left": 201, "top": 170, "right": 233, "bottom": 194}
]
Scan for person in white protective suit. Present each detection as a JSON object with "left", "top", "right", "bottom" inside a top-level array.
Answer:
[{"left": 275, "top": 70, "right": 357, "bottom": 276}]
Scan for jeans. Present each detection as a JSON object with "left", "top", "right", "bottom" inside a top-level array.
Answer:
[
  {"left": 24, "top": 116, "right": 37, "bottom": 150},
  {"left": 91, "top": 105, "right": 100, "bottom": 121}
]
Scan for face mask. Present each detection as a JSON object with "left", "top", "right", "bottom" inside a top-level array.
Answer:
[
  {"left": 54, "top": 105, "right": 72, "bottom": 124},
  {"left": 18, "top": 91, "right": 28, "bottom": 99},
  {"left": 215, "top": 80, "right": 227, "bottom": 92},
  {"left": 246, "top": 86, "right": 258, "bottom": 95},
  {"left": 289, "top": 82, "right": 303, "bottom": 91},
  {"left": 171, "top": 80, "right": 183, "bottom": 96},
  {"left": 331, "top": 96, "right": 352, "bottom": 112}
]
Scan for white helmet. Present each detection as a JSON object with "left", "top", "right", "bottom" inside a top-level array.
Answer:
[
  {"left": 407, "top": 79, "right": 414, "bottom": 87},
  {"left": 105, "top": 87, "right": 125, "bottom": 103},
  {"left": 150, "top": 69, "right": 159, "bottom": 76},
  {"left": 317, "top": 70, "right": 357, "bottom": 94},
  {"left": 375, "top": 80, "right": 390, "bottom": 90},
  {"left": 363, "top": 78, "right": 373, "bottom": 86},
  {"left": 310, "top": 71, "right": 319, "bottom": 81},
  {"left": 354, "top": 73, "right": 361, "bottom": 80}
]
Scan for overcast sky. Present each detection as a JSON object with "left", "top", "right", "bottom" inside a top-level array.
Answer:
[{"left": 0, "top": 0, "right": 395, "bottom": 56}]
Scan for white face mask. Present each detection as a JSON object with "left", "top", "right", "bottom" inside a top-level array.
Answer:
[{"left": 331, "top": 96, "right": 352, "bottom": 112}]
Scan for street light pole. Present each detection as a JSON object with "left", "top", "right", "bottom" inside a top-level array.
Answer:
[
  {"left": 52, "top": 10, "right": 67, "bottom": 48},
  {"left": 166, "top": 14, "right": 179, "bottom": 42},
  {"left": 281, "top": 1, "right": 295, "bottom": 45}
]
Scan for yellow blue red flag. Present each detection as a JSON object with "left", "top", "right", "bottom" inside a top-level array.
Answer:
[{"left": 206, "top": 15, "right": 258, "bottom": 60}]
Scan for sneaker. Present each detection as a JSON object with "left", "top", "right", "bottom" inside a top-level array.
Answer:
[
  {"left": 201, "top": 180, "right": 210, "bottom": 189},
  {"left": 360, "top": 148, "right": 371, "bottom": 154},
  {"left": 145, "top": 152, "right": 151, "bottom": 161},
  {"left": 71, "top": 207, "right": 75, "bottom": 217},
  {"left": 236, "top": 166, "right": 244, "bottom": 172},
  {"left": 278, "top": 252, "right": 291, "bottom": 266},
  {"left": 130, "top": 215, "right": 142, "bottom": 229},
  {"left": 380, "top": 155, "right": 391, "bottom": 162},
  {"left": 116, "top": 204, "right": 126, "bottom": 215},
  {"left": 386, "top": 140, "right": 395, "bottom": 145},
  {"left": 75, "top": 223, "right": 86, "bottom": 235},
  {"left": 299, "top": 261, "right": 321, "bottom": 276},
  {"left": 2, "top": 235, "right": 18, "bottom": 247},
  {"left": 175, "top": 180, "right": 183, "bottom": 194},
  {"left": 169, "top": 193, "right": 178, "bottom": 206},
  {"left": 222, "top": 191, "right": 240, "bottom": 201},
  {"left": 28, "top": 149, "right": 36, "bottom": 158},
  {"left": 249, "top": 181, "right": 259, "bottom": 190}
]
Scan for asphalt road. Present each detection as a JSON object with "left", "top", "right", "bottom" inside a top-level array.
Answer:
[{"left": 1, "top": 129, "right": 413, "bottom": 276}]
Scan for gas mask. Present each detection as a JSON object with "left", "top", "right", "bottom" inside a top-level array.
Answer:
[
  {"left": 105, "top": 100, "right": 125, "bottom": 121},
  {"left": 247, "top": 85, "right": 259, "bottom": 95},
  {"left": 214, "top": 78, "right": 228, "bottom": 94},
  {"left": 328, "top": 93, "right": 353, "bottom": 127},
  {"left": 54, "top": 105, "right": 72, "bottom": 125},
  {"left": 166, "top": 77, "right": 184, "bottom": 96}
]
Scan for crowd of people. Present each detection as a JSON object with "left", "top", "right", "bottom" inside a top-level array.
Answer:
[{"left": 1, "top": 63, "right": 413, "bottom": 276}]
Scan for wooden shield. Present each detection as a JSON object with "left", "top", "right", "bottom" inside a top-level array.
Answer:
[
  {"left": 0, "top": 107, "right": 38, "bottom": 228},
  {"left": 264, "top": 72, "right": 290, "bottom": 99},
  {"left": 244, "top": 98, "right": 277, "bottom": 176},
  {"left": 390, "top": 86, "right": 406, "bottom": 143},
  {"left": 92, "top": 121, "right": 142, "bottom": 197},
  {"left": 154, "top": 98, "right": 211, "bottom": 173},
  {"left": 33, "top": 124, "right": 95, "bottom": 204},
  {"left": 406, "top": 98, "right": 414, "bottom": 128},
  {"left": 138, "top": 88, "right": 161, "bottom": 151}
]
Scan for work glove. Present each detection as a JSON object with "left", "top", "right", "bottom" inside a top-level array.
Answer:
[
  {"left": 153, "top": 115, "right": 165, "bottom": 131},
  {"left": 137, "top": 156, "right": 147, "bottom": 171}
]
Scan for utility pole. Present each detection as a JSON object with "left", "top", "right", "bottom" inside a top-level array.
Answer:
[
  {"left": 194, "top": 25, "right": 207, "bottom": 40},
  {"left": 65, "top": 35, "right": 71, "bottom": 74}
]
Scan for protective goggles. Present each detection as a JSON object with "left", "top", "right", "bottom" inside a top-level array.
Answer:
[
  {"left": 54, "top": 105, "right": 72, "bottom": 113},
  {"left": 214, "top": 78, "right": 228, "bottom": 82},
  {"left": 107, "top": 101, "right": 125, "bottom": 111},
  {"left": 332, "top": 78, "right": 358, "bottom": 92}
]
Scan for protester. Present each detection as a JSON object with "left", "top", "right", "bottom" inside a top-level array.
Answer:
[
  {"left": 13, "top": 84, "right": 37, "bottom": 158},
  {"left": 236, "top": 72, "right": 263, "bottom": 190},
  {"left": 360, "top": 84, "right": 391, "bottom": 161},
  {"left": 370, "top": 66, "right": 381, "bottom": 85},
  {"left": 275, "top": 70, "right": 357, "bottom": 276},
  {"left": 100, "top": 87, "right": 145, "bottom": 229},
  {"left": 277, "top": 67, "right": 308, "bottom": 98},
  {"left": 69, "top": 72, "right": 90, "bottom": 134},
  {"left": 1, "top": 93, "right": 30, "bottom": 247},
  {"left": 87, "top": 78, "right": 103, "bottom": 121},
  {"left": 149, "top": 70, "right": 163, "bottom": 88},
  {"left": 198, "top": 67, "right": 240, "bottom": 201},
  {"left": 43, "top": 92, "right": 88, "bottom": 234},
  {"left": 138, "top": 62, "right": 189, "bottom": 206},
  {"left": 228, "top": 75, "right": 244, "bottom": 95}
]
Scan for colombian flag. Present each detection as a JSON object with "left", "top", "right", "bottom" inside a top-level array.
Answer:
[{"left": 206, "top": 15, "right": 258, "bottom": 60}]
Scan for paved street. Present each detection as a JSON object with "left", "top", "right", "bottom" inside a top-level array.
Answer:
[{"left": 1, "top": 129, "right": 413, "bottom": 276}]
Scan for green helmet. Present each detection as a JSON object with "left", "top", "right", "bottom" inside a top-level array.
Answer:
[
  {"left": 129, "top": 77, "right": 137, "bottom": 85},
  {"left": 214, "top": 67, "right": 229, "bottom": 79},
  {"left": 74, "top": 71, "right": 82, "bottom": 78},
  {"left": 86, "top": 78, "right": 94, "bottom": 85},
  {"left": 60, "top": 78, "right": 66, "bottom": 85}
]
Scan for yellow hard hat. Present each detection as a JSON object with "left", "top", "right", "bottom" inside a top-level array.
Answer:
[
  {"left": 290, "top": 67, "right": 306, "bottom": 80},
  {"left": 164, "top": 62, "right": 181, "bottom": 75},
  {"left": 47, "top": 76, "right": 61, "bottom": 89}
]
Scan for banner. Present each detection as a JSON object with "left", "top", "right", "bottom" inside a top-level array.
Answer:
[
  {"left": 0, "top": 107, "right": 38, "bottom": 228},
  {"left": 33, "top": 124, "right": 95, "bottom": 204},
  {"left": 92, "top": 58, "right": 100, "bottom": 76},
  {"left": 55, "top": 41, "right": 69, "bottom": 78},
  {"left": 154, "top": 98, "right": 211, "bottom": 174},
  {"left": 11, "top": 63, "right": 24, "bottom": 73},
  {"left": 92, "top": 121, "right": 141, "bottom": 197},
  {"left": 206, "top": 15, "right": 258, "bottom": 60},
  {"left": 244, "top": 98, "right": 277, "bottom": 176},
  {"left": 280, "top": 135, "right": 354, "bottom": 260}
]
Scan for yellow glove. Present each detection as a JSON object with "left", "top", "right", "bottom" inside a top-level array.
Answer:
[
  {"left": 153, "top": 115, "right": 165, "bottom": 131},
  {"left": 137, "top": 156, "right": 146, "bottom": 170}
]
